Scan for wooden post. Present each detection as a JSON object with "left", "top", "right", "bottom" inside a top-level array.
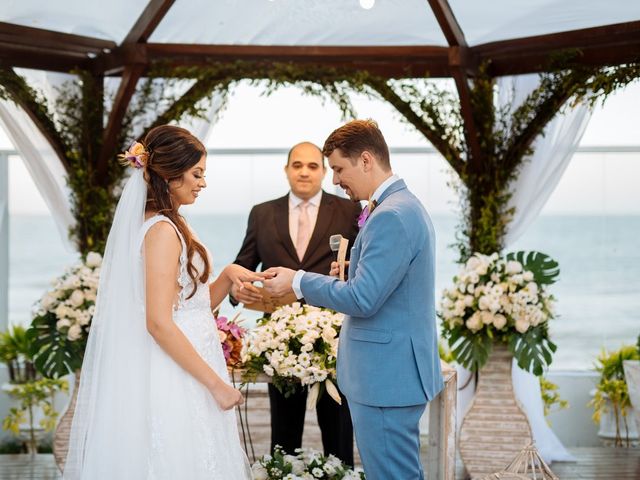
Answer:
[{"left": 427, "top": 362, "right": 457, "bottom": 480}]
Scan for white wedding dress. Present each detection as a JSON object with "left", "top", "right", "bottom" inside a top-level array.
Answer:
[
  {"left": 65, "top": 169, "right": 252, "bottom": 480},
  {"left": 141, "top": 215, "right": 252, "bottom": 479}
]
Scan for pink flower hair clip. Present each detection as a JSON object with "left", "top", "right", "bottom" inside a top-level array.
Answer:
[{"left": 118, "top": 141, "right": 149, "bottom": 169}]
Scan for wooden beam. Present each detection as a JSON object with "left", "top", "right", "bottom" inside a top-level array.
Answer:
[
  {"left": 145, "top": 43, "right": 451, "bottom": 78},
  {"left": 0, "top": 21, "right": 115, "bottom": 54},
  {"left": 97, "top": 65, "right": 144, "bottom": 176},
  {"left": 0, "top": 69, "right": 70, "bottom": 171},
  {"left": 474, "top": 20, "right": 640, "bottom": 58},
  {"left": 89, "top": 43, "right": 452, "bottom": 78},
  {"left": 428, "top": 1, "right": 482, "bottom": 170},
  {"left": 0, "top": 44, "right": 89, "bottom": 72},
  {"left": 122, "top": 0, "right": 176, "bottom": 44},
  {"left": 427, "top": 0, "right": 467, "bottom": 47}
]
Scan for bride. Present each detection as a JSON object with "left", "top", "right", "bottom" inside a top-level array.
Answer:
[{"left": 64, "top": 125, "right": 263, "bottom": 479}]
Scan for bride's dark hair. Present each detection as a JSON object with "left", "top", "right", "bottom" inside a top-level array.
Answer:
[{"left": 142, "top": 125, "right": 210, "bottom": 298}]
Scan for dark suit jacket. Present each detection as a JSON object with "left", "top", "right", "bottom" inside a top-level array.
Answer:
[{"left": 234, "top": 190, "right": 361, "bottom": 275}]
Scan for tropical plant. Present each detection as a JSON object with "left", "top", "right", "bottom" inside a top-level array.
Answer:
[
  {"left": 589, "top": 344, "right": 640, "bottom": 447},
  {"left": 539, "top": 377, "right": 569, "bottom": 419},
  {"left": 0, "top": 326, "right": 38, "bottom": 383},
  {"left": 2, "top": 378, "right": 68, "bottom": 454},
  {"left": 439, "top": 251, "right": 558, "bottom": 374}
]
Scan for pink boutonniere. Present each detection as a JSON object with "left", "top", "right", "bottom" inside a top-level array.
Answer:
[{"left": 357, "top": 200, "right": 378, "bottom": 228}]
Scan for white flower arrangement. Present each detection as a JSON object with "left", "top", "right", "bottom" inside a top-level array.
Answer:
[
  {"left": 28, "top": 252, "right": 102, "bottom": 377},
  {"left": 243, "top": 303, "right": 343, "bottom": 408},
  {"left": 440, "top": 251, "right": 559, "bottom": 375},
  {"left": 252, "top": 446, "right": 365, "bottom": 480}
]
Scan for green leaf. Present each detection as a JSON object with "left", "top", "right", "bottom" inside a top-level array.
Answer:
[
  {"left": 508, "top": 326, "right": 555, "bottom": 376},
  {"left": 506, "top": 251, "right": 559, "bottom": 285},
  {"left": 26, "top": 314, "right": 83, "bottom": 378},
  {"left": 448, "top": 328, "right": 493, "bottom": 372}
]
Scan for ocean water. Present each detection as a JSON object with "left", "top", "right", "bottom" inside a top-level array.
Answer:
[{"left": 8, "top": 213, "right": 640, "bottom": 370}]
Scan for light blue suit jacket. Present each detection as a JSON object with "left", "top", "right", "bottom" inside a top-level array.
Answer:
[{"left": 300, "top": 180, "right": 444, "bottom": 407}]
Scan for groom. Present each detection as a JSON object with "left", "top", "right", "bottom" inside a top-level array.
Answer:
[{"left": 265, "top": 119, "right": 444, "bottom": 480}]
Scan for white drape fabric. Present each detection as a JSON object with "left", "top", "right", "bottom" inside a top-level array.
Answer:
[
  {"left": 0, "top": 71, "right": 223, "bottom": 251},
  {"left": 64, "top": 168, "right": 151, "bottom": 479},
  {"left": 0, "top": 71, "right": 76, "bottom": 250},
  {"left": 500, "top": 74, "right": 592, "bottom": 245},
  {"left": 456, "top": 74, "right": 592, "bottom": 464}
]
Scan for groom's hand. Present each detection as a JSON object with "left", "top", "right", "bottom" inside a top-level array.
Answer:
[
  {"left": 263, "top": 267, "right": 296, "bottom": 297},
  {"left": 230, "top": 281, "right": 263, "bottom": 304},
  {"left": 329, "top": 261, "right": 349, "bottom": 278}
]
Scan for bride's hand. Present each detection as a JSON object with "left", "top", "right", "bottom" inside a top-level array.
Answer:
[
  {"left": 223, "top": 264, "right": 273, "bottom": 291},
  {"left": 210, "top": 382, "right": 244, "bottom": 411}
]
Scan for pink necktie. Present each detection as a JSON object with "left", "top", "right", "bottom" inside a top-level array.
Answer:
[{"left": 296, "top": 202, "right": 311, "bottom": 261}]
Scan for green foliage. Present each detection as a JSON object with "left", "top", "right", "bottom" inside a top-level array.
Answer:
[
  {"left": 438, "top": 341, "right": 455, "bottom": 364},
  {"left": 446, "top": 324, "right": 493, "bottom": 373},
  {"left": 27, "top": 312, "right": 85, "bottom": 378},
  {"left": 509, "top": 325, "right": 557, "bottom": 376},
  {"left": 253, "top": 445, "right": 365, "bottom": 479},
  {"left": 505, "top": 251, "right": 559, "bottom": 285},
  {"left": 539, "top": 377, "right": 569, "bottom": 418},
  {"left": 588, "top": 345, "right": 640, "bottom": 447},
  {"left": 2, "top": 58, "right": 639, "bottom": 259},
  {"left": 0, "top": 326, "right": 38, "bottom": 383},
  {"left": 2, "top": 378, "right": 68, "bottom": 454}
]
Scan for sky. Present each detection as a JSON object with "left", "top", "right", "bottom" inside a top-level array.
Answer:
[{"left": 1, "top": 79, "right": 639, "bottom": 216}]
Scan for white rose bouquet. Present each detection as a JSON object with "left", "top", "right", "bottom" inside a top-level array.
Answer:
[
  {"left": 251, "top": 446, "right": 365, "bottom": 480},
  {"left": 243, "top": 303, "right": 343, "bottom": 408},
  {"left": 439, "top": 251, "right": 558, "bottom": 375},
  {"left": 27, "top": 252, "right": 102, "bottom": 378}
]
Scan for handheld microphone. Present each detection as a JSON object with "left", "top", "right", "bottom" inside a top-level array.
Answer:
[
  {"left": 329, "top": 234, "right": 349, "bottom": 281},
  {"left": 329, "top": 234, "right": 343, "bottom": 255}
]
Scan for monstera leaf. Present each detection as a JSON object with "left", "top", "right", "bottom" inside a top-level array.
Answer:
[
  {"left": 27, "top": 312, "right": 84, "bottom": 378},
  {"left": 447, "top": 326, "right": 493, "bottom": 372},
  {"left": 509, "top": 325, "right": 557, "bottom": 376},
  {"left": 506, "top": 251, "right": 559, "bottom": 285}
]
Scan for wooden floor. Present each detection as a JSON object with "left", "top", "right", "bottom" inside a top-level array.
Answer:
[
  {"left": 1, "top": 447, "right": 638, "bottom": 479},
  {"left": 0, "top": 447, "right": 638, "bottom": 479},
  {"left": 1, "top": 386, "right": 638, "bottom": 479}
]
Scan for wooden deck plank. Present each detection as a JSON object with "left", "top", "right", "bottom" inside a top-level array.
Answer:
[{"left": 0, "top": 447, "right": 638, "bottom": 479}]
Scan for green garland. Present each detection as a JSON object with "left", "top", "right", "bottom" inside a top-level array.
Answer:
[{"left": 1, "top": 58, "right": 639, "bottom": 260}]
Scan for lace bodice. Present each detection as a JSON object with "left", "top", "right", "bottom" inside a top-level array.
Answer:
[{"left": 140, "top": 215, "right": 211, "bottom": 312}]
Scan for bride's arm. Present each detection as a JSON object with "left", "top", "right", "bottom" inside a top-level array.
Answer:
[
  {"left": 209, "top": 264, "right": 266, "bottom": 310},
  {"left": 144, "top": 222, "right": 242, "bottom": 410}
]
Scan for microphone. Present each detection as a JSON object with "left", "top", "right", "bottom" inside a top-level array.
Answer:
[
  {"left": 329, "top": 234, "right": 343, "bottom": 255},
  {"left": 329, "top": 234, "right": 349, "bottom": 281}
]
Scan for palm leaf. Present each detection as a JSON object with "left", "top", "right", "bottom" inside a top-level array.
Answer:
[{"left": 506, "top": 251, "right": 559, "bottom": 285}]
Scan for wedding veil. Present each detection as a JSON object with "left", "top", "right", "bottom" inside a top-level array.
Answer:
[{"left": 64, "top": 168, "right": 151, "bottom": 478}]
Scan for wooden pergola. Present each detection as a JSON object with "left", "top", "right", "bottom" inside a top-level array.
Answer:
[{"left": 1, "top": 0, "right": 640, "bottom": 174}]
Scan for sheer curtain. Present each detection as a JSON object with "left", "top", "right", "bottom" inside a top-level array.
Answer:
[
  {"left": 0, "top": 72, "right": 224, "bottom": 251},
  {"left": 0, "top": 82, "right": 76, "bottom": 250},
  {"left": 457, "top": 74, "right": 591, "bottom": 463}
]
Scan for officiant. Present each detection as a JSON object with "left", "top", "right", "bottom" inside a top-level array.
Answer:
[{"left": 231, "top": 141, "right": 361, "bottom": 465}]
